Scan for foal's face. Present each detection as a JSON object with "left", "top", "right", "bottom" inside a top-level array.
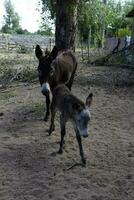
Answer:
[
  {"left": 73, "top": 93, "right": 93, "bottom": 138},
  {"left": 75, "top": 109, "right": 91, "bottom": 138}
]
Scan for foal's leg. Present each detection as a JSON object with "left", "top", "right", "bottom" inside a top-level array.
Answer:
[
  {"left": 58, "top": 115, "right": 66, "bottom": 154},
  {"left": 76, "top": 130, "right": 86, "bottom": 165},
  {"left": 44, "top": 94, "right": 50, "bottom": 121},
  {"left": 49, "top": 102, "right": 56, "bottom": 135}
]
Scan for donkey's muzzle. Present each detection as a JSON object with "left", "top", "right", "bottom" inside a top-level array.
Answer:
[
  {"left": 41, "top": 89, "right": 49, "bottom": 96},
  {"left": 41, "top": 82, "right": 50, "bottom": 96},
  {"left": 83, "top": 134, "right": 88, "bottom": 138}
]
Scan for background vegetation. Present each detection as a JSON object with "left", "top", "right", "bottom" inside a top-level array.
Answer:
[
  {"left": 1, "top": 0, "right": 134, "bottom": 40},
  {"left": 40, "top": 0, "right": 134, "bottom": 46}
]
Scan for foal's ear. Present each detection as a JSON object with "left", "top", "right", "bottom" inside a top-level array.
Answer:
[
  {"left": 50, "top": 46, "right": 58, "bottom": 60},
  {"left": 86, "top": 93, "right": 93, "bottom": 107},
  {"left": 35, "top": 45, "right": 43, "bottom": 60}
]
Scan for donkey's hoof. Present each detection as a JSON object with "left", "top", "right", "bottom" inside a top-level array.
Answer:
[
  {"left": 48, "top": 129, "right": 53, "bottom": 136},
  {"left": 48, "top": 126, "right": 55, "bottom": 135},
  {"left": 58, "top": 149, "right": 63, "bottom": 154},
  {"left": 57, "top": 140, "right": 65, "bottom": 145},
  {"left": 48, "top": 131, "right": 52, "bottom": 136},
  {"left": 44, "top": 114, "right": 49, "bottom": 121},
  {"left": 44, "top": 117, "right": 49, "bottom": 121},
  {"left": 82, "top": 158, "right": 86, "bottom": 166}
]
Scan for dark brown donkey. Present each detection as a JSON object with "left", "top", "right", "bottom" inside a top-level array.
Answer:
[
  {"left": 35, "top": 45, "right": 77, "bottom": 121},
  {"left": 49, "top": 84, "right": 93, "bottom": 165}
]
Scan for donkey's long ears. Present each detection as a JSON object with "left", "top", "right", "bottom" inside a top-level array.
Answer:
[
  {"left": 86, "top": 93, "right": 93, "bottom": 107},
  {"left": 35, "top": 45, "right": 43, "bottom": 59},
  {"left": 50, "top": 46, "right": 58, "bottom": 60}
]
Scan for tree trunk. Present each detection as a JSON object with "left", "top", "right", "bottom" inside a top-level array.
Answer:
[
  {"left": 131, "top": 17, "right": 134, "bottom": 44},
  {"left": 55, "top": 0, "right": 79, "bottom": 51},
  {"left": 101, "top": 0, "right": 107, "bottom": 48}
]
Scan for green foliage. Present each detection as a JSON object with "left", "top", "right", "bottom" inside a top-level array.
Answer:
[
  {"left": 117, "top": 27, "right": 131, "bottom": 38},
  {"left": 37, "top": 1, "right": 54, "bottom": 36},
  {"left": 104, "top": 0, "right": 134, "bottom": 36},
  {"left": 17, "top": 66, "right": 37, "bottom": 82},
  {"left": 16, "top": 28, "right": 29, "bottom": 34},
  {"left": 40, "top": 0, "right": 56, "bottom": 19},
  {"left": 78, "top": 0, "right": 107, "bottom": 45},
  {"left": 36, "top": 23, "right": 53, "bottom": 36},
  {"left": 0, "top": 66, "right": 16, "bottom": 86},
  {"left": 12, "top": 12, "right": 20, "bottom": 31},
  {"left": 77, "top": 0, "right": 134, "bottom": 46},
  {"left": 1, "top": 0, "right": 21, "bottom": 33},
  {"left": 0, "top": 65, "right": 37, "bottom": 87},
  {"left": 17, "top": 45, "right": 30, "bottom": 54},
  {"left": 1, "top": 24, "right": 13, "bottom": 34},
  {"left": 39, "top": 0, "right": 134, "bottom": 47}
]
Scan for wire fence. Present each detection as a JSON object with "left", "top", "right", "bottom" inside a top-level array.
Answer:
[
  {"left": 0, "top": 34, "right": 55, "bottom": 53},
  {"left": 0, "top": 33, "right": 132, "bottom": 65}
]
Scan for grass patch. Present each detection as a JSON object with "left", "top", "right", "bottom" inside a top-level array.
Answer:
[
  {"left": 0, "top": 51, "right": 38, "bottom": 87},
  {"left": 16, "top": 66, "right": 37, "bottom": 82},
  {"left": 0, "top": 90, "right": 16, "bottom": 100},
  {"left": 0, "top": 65, "right": 38, "bottom": 87},
  {"left": 31, "top": 102, "right": 46, "bottom": 115}
]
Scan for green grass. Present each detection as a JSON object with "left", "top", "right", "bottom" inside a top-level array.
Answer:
[
  {"left": 0, "top": 65, "right": 37, "bottom": 87},
  {"left": 0, "top": 90, "right": 16, "bottom": 100},
  {"left": 31, "top": 102, "right": 46, "bottom": 115},
  {"left": 0, "top": 51, "right": 38, "bottom": 87}
]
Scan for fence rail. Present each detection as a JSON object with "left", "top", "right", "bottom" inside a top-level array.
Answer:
[
  {"left": 0, "top": 34, "right": 131, "bottom": 64},
  {"left": 0, "top": 34, "right": 55, "bottom": 52}
]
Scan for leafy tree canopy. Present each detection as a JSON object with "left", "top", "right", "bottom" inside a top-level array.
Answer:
[
  {"left": 39, "top": 0, "right": 134, "bottom": 46},
  {"left": 1, "top": 0, "right": 21, "bottom": 33}
]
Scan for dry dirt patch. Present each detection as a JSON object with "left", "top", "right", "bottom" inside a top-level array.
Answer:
[{"left": 0, "top": 67, "right": 134, "bottom": 200}]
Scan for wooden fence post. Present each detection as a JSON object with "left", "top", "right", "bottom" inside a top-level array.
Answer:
[
  {"left": 81, "top": 39, "right": 84, "bottom": 62},
  {"left": 49, "top": 38, "right": 52, "bottom": 51}
]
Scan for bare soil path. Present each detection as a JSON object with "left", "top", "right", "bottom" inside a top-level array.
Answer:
[{"left": 0, "top": 66, "right": 134, "bottom": 200}]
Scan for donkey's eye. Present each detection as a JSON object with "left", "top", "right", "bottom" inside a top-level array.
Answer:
[
  {"left": 38, "top": 69, "right": 42, "bottom": 76},
  {"left": 50, "top": 71, "right": 54, "bottom": 76}
]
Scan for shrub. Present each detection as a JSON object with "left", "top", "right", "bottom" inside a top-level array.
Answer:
[
  {"left": 0, "top": 65, "right": 37, "bottom": 87},
  {"left": 17, "top": 45, "right": 30, "bottom": 54}
]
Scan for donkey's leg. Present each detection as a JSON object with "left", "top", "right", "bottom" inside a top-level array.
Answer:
[
  {"left": 58, "top": 115, "right": 66, "bottom": 154},
  {"left": 76, "top": 132, "right": 86, "bottom": 165},
  {"left": 49, "top": 102, "right": 56, "bottom": 135},
  {"left": 44, "top": 94, "right": 50, "bottom": 121}
]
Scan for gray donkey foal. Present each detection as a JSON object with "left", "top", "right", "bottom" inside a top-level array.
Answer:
[{"left": 49, "top": 85, "right": 93, "bottom": 165}]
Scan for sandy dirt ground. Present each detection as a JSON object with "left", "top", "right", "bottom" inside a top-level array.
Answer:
[{"left": 0, "top": 66, "right": 134, "bottom": 200}]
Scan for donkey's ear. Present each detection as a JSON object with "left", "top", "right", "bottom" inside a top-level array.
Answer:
[
  {"left": 50, "top": 46, "right": 58, "bottom": 60},
  {"left": 35, "top": 45, "right": 43, "bottom": 60},
  {"left": 86, "top": 93, "right": 93, "bottom": 107}
]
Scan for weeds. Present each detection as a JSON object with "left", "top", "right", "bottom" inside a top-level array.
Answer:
[
  {"left": 0, "top": 51, "right": 38, "bottom": 88},
  {"left": 17, "top": 45, "right": 31, "bottom": 54},
  {"left": 31, "top": 102, "right": 46, "bottom": 115},
  {"left": 0, "top": 90, "right": 16, "bottom": 100},
  {"left": 0, "top": 65, "right": 37, "bottom": 87},
  {"left": 16, "top": 66, "right": 37, "bottom": 82}
]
